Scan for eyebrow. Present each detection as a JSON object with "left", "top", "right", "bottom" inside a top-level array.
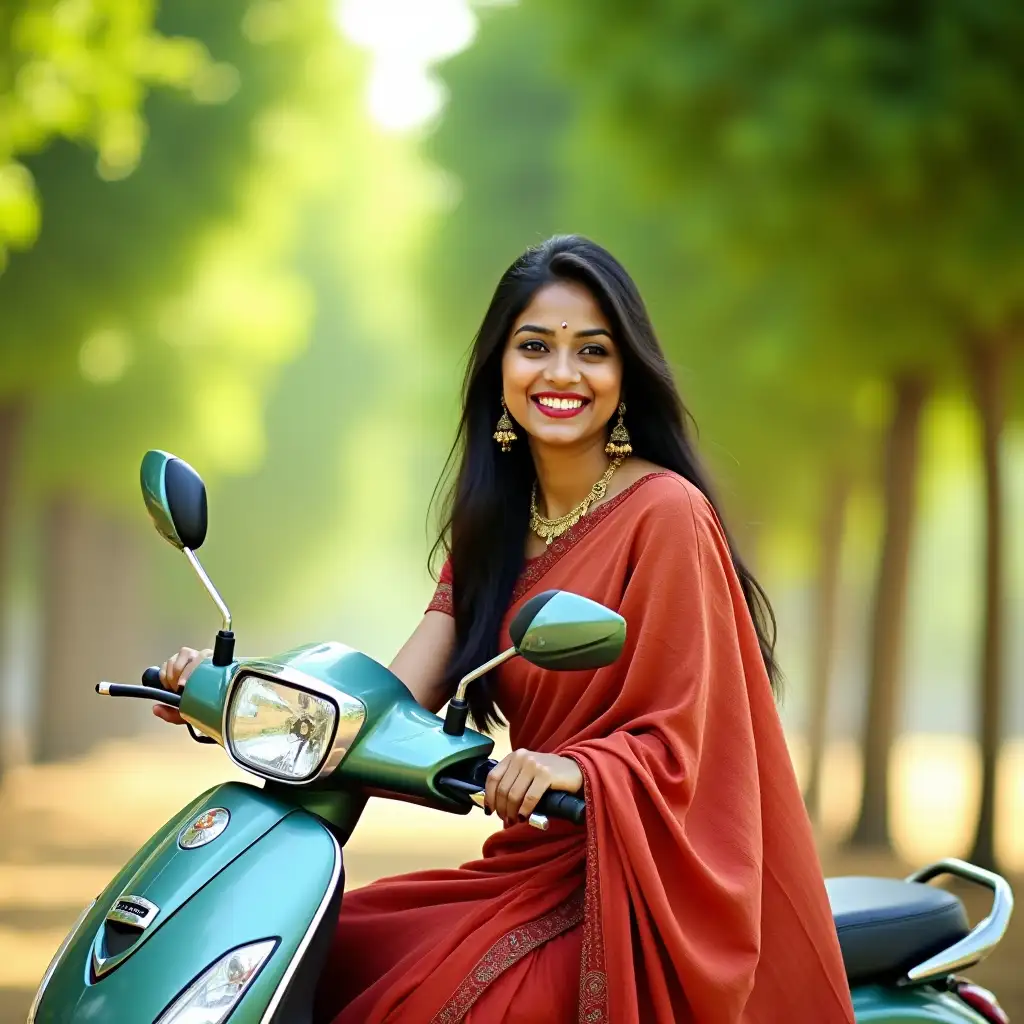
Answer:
[{"left": 513, "top": 324, "right": 613, "bottom": 340}]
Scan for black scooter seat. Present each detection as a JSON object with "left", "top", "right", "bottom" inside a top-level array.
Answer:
[{"left": 825, "top": 877, "right": 970, "bottom": 984}]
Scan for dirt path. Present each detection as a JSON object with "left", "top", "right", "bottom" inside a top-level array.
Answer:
[{"left": 1, "top": 736, "right": 1019, "bottom": 1022}]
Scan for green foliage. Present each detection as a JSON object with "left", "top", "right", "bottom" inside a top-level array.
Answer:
[
  {"left": 0, "top": 0, "right": 323, "bottom": 401},
  {"left": 425, "top": 1, "right": 875, "bottom": 541},
  {"left": 0, "top": 0, "right": 221, "bottom": 267},
  {"left": 550, "top": 0, "right": 1024, "bottom": 358},
  {"left": 15, "top": 0, "right": 363, "bottom": 510}
]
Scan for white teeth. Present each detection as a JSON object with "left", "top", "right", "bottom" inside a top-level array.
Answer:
[{"left": 537, "top": 396, "right": 584, "bottom": 410}]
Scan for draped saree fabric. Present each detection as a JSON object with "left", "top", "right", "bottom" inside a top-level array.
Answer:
[{"left": 314, "top": 474, "right": 855, "bottom": 1023}]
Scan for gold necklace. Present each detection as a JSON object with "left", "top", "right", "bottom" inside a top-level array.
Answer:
[{"left": 530, "top": 458, "right": 624, "bottom": 546}]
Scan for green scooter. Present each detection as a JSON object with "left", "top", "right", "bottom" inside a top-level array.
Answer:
[{"left": 26, "top": 451, "right": 1014, "bottom": 1024}]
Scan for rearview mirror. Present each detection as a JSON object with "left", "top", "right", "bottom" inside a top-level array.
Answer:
[
  {"left": 442, "top": 589, "right": 626, "bottom": 736},
  {"left": 510, "top": 590, "right": 625, "bottom": 670},
  {"left": 140, "top": 450, "right": 208, "bottom": 551}
]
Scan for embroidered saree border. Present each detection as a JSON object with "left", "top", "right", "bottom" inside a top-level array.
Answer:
[
  {"left": 511, "top": 472, "right": 673, "bottom": 604},
  {"left": 429, "top": 891, "right": 586, "bottom": 1024},
  {"left": 426, "top": 581, "right": 453, "bottom": 616},
  {"left": 427, "top": 474, "right": 671, "bottom": 618},
  {"left": 576, "top": 762, "right": 609, "bottom": 1024},
  {"left": 424, "top": 475, "right": 665, "bottom": 1021}
]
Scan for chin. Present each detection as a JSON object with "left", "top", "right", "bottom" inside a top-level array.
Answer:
[{"left": 525, "top": 423, "right": 593, "bottom": 448}]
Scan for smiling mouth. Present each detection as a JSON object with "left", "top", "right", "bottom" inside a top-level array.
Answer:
[{"left": 531, "top": 394, "right": 591, "bottom": 418}]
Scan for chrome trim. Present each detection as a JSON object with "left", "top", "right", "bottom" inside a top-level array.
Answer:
[
  {"left": 259, "top": 828, "right": 342, "bottom": 1023},
  {"left": 27, "top": 900, "right": 96, "bottom": 1023},
  {"left": 96, "top": 681, "right": 111, "bottom": 695},
  {"left": 92, "top": 894, "right": 162, "bottom": 975},
  {"left": 183, "top": 546, "right": 232, "bottom": 631},
  {"left": 221, "top": 661, "right": 366, "bottom": 785},
  {"left": 105, "top": 894, "right": 159, "bottom": 930},
  {"left": 528, "top": 813, "right": 549, "bottom": 831},
  {"left": 454, "top": 646, "right": 516, "bottom": 703},
  {"left": 902, "top": 857, "right": 1014, "bottom": 984}
]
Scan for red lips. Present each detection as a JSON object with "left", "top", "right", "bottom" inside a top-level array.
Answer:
[{"left": 530, "top": 392, "right": 591, "bottom": 419}]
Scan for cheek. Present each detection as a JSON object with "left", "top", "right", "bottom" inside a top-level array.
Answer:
[
  {"left": 586, "top": 362, "right": 623, "bottom": 402},
  {"left": 501, "top": 351, "right": 536, "bottom": 393}
]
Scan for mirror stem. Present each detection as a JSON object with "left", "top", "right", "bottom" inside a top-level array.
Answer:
[
  {"left": 443, "top": 646, "right": 516, "bottom": 736},
  {"left": 183, "top": 548, "right": 232, "bottom": 632}
]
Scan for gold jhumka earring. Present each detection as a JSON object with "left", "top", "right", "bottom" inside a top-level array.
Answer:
[
  {"left": 493, "top": 398, "right": 518, "bottom": 452},
  {"left": 605, "top": 402, "right": 632, "bottom": 458}
]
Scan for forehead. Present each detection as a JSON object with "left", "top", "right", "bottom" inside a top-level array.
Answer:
[{"left": 515, "top": 280, "right": 610, "bottom": 330}]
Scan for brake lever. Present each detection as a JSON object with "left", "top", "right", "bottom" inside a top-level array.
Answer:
[{"left": 186, "top": 723, "right": 217, "bottom": 745}]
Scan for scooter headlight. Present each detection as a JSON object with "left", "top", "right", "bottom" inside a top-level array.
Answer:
[
  {"left": 226, "top": 674, "right": 337, "bottom": 782},
  {"left": 156, "top": 939, "right": 276, "bottom": 1024}
]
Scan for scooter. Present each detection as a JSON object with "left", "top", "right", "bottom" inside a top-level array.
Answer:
[{"left": 26, "top": 450, "right": 1014, "bottom": 1023}]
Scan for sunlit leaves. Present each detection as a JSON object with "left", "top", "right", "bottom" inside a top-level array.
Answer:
[{"left": 0, "top": 0, "right": 229, "bottom": 263}]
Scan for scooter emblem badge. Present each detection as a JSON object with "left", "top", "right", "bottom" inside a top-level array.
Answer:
[{"left": 178, "top": 807, "right": 230, "bottom": 849}]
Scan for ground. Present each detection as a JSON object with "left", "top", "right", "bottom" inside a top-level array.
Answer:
[{"left": 0, "top": 735, "right": 1019, "bottom": 1021}]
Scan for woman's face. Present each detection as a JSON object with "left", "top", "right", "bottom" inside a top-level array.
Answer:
[{"left": 501, "top": 280, "right": 623, "bottom": 452}]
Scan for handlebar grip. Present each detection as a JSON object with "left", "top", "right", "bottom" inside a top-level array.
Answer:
[
  {"left": 142, "top": 666, "right": 162, "bottom": 688},
  {"left": 536, "top": 789, "right": 586, "bottom": 826}
]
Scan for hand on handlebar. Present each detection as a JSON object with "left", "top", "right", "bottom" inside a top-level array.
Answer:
[
  {"left": 152, "top": 647, "right": 213, "bottom": 726},
  {"left": 485, "top": 749, "right": 583, "bottom": 827}
]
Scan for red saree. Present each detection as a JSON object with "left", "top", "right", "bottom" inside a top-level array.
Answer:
[{"left": 315, "top": 473, "right": 854, "bottom": 1023}]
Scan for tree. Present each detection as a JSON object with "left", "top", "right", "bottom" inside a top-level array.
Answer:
[
  {"left": 1, "top": 0, "right": 352, "bottom": 761},
  {"left": 547, "top": 0, "right": 1024, "bottom": 862}
]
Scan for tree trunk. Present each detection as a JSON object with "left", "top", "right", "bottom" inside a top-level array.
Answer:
[
  {"left": 850, "top": 373, "right": 930, "bottom": 848},
  {"left": 35, "top": 495, "right": 159, "bottom": 763},
  {"left": 803, "top": 468, "right": 850, "bottom": 825},
  {"left": 966, "top": 339, "right": 1008, "bottom": 871},
  {"left": 0, "top": 397, "right": 29, "bottom": 781}
]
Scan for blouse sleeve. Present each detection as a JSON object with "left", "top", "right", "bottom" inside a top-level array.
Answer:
[{"left": 425, "top": 557, "right": 453, "bottom": 617}]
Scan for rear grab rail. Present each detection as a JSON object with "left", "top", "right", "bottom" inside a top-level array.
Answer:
[{"left": 902, "top": 857, "right": 1014, "bottom": 985}]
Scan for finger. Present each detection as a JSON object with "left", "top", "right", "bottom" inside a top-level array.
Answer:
[
  {"left": 485, "top": 758, "right": 510, "bottom": 813},
  {"left": 504, "top": 763, "right": 536, "bottom": 825},
  {"left": 494, "top": 763, "right": 524, "bottom": 824},
  {"left": 519, "top": 774, "right": 553, "bottom": 821},
  {"left": 152, "top": 704, "right": 184, "bottom": 725},
  {"left": 170, "top": 648, "right": 195, "bottom": 682},
  {"left": 159, "top": 660, "right": 170, "bottom": 688},
  {"left": 178, "top": 650, "right": 206, "bottom": 687}
]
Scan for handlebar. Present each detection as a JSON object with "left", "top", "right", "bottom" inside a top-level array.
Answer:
[
  {"left": 95, "top": 682, "right": 181, "bottom": 707},
  {"left": 436, "top": 758, "right": 586, "bottom": 827},
  {"left": 97, "top": 667, "right": 218, "bottom": 745},
  {"left": 537, "top": 789, "right": 586, "bottom": 826}
]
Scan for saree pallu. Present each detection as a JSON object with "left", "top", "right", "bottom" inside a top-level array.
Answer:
[{"left": 315, "top": 474, "right": 855, "bottom": 1023}]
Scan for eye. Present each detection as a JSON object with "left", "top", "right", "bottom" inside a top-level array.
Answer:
[
  {"left": 518, "top": 339, "right": 548, "bottom": 353},
  {"left": 580, "top": 343, "right": 609, "bottom": 357}
]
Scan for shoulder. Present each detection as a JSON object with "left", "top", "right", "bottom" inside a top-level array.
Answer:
[
  {"left": 626, "top": 472, "right": 729, "bottom": 556},
  {"left": 624, "top": 470, "right": 711, "bottom": 523}
]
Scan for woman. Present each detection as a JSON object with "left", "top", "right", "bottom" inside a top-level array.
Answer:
[{"left": 157, "top": 236, "right": 854, "bottom": 1022}]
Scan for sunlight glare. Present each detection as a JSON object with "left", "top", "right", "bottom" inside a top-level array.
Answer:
[{"left": 337, "top": 0, "right": 478, "bottom": 131}]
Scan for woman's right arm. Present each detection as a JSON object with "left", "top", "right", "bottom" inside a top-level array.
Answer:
[{"left": 387, "top": 610, "right": 456, "bottom": 714}]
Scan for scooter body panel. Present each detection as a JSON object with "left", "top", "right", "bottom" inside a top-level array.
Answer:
[
  {"left": 34, "top": 784, "right": 340, "bottom": 1023},
  {"left": 852, "top": 984, "right": 989, "bottom": 1023},
  {"left": 182, "top": 643, "right": 495, "bottom": 812}
]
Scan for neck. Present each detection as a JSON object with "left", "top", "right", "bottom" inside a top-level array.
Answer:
[{"left": 530, "top": 436, "right": 613, "bottom": 519}]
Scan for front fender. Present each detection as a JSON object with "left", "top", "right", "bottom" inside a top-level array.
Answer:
[{"left": 33, "top": 783, "right": 342, "bottom": 1023}]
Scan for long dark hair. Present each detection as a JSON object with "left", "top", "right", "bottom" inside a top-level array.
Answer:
[{"left": 432, "top": 235, "right": 780, "bottom": 731}]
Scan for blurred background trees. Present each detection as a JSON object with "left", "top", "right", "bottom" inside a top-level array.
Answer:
[
  {"left": 2, "top": 0, "right": 1024, "bottom": 1015},
  {"left": 1, "top": 0, "right": 1022, "bottom": 870}
]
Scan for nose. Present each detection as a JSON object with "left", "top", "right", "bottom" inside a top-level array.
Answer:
[{"left": 544, "top": 347, "right": 580, "bottom": 387}]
